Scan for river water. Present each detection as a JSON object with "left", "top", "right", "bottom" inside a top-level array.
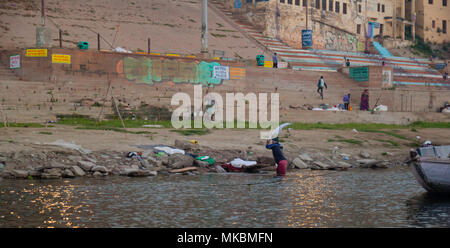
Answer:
[{"left": 1, "top": 167, "right": 449, "bottom": 228}]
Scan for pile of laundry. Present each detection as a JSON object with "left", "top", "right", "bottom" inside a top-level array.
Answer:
[
  {"left": 440, "top": 101, "right": 450, "bottom": 113},
  {"left": 312, "top": 103, "right": 347, "bottom": 111},
  {"left": 133, "top": 141, "right": 267, "bottom": 174},
  {"left": 220, "top": 158, "right": 259, "bottom": 173}
]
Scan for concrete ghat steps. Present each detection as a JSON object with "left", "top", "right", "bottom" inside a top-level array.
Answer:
[
  {"left": 209, "top": 1, "right": 445, "bottom": 88},
  {"left": 0, "top": 63, "right": 20, "bottom": 80}
]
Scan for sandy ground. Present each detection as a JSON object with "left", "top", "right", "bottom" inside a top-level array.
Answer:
[
  {"left": 1, "top": 125, "right": 449, "bottom": 161},
  {"left": 0, "top": 0, "right": 269, "bottom": 59}
]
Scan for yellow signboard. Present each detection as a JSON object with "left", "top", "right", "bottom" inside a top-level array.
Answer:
[
  {"left": 230, "top": 67, "right": 246, "bottom": 80},
  {"left": 52, "top": 54, "right": 71, "bottom": 64},
  {"left": 264, "top": 61, "right": 273, "bottom": 68},
  {"left": 26, "top": 49, "right": 47, "bottom": 57},
  {"left": 357, "top": 41, "right": 365, "bottom": 52},
  {"left": 166, "top": 53, "right": 180, "bottom": 57}
]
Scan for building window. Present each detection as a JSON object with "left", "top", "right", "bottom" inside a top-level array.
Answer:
[
  {"left": 288, "top": 0, "right": 292, "bottom": 4},
  {"left": 343, "top": 2, "right": 347, "bottom": 14},
  {"left": 429, "top": 0, "right": 433, "bottom": 4},
  {"left": 303, "top": 0, "right": 307, "bottom": 7},
  {"left": 444, "top": 20, "right": 447, "bottom": 33},
  {"left": 432, "top": 20, "right": 435, "bottom": 28},
  {"left": 335, "top": 1, "right": 340, "bottom": 13},
  {"left": 329, "top": 0, "right": 333, "bottom": 11},
  {"left": 358, "top": 4, "right": 361, "bottom": 13},
  {"left": 295, "top": 0, "right": 300, "bottom": 5},
  {"left": 444, "top": 0, "right": 447, "bottom": 6},
  {"left": 322, "top": 0, "right": 327, "bottom": 10},
  {"left": 382, "top": 4, "right": 385, "bottom": 12},
  {"left": 280, "top": 0, "right": 285, "bottom": 3},
  {"left": 380, "top": 24, "right": 384, "bottom": 35},
  {"left": 316, "top": 0, "right": 320, "bottom": 9},
  {"left": 357, "top": 24, "right": 361, "bottom": 34},
  {"left": 377, "top": 3, "right": 380, "bottom": 12}
]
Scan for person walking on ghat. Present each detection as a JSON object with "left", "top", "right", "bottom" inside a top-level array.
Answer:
[
  {"left": 317, "top": 76, "right": 327, "bottom": 99},
  {"left": 273, "top": 53, "right": 278, "bottom": 68},
  {"left": 266, "top": 137, "right": 287, "bottom": 176}
]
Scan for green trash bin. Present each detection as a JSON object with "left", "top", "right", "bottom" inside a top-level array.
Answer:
[
  {"left": 256, "top": 55, "right": 265, "bottom": 66},
  {"left": 77, "top": 41, "right": 89, "bottom": 50}
]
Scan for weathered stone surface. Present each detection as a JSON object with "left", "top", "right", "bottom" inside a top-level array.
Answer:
[
  {"left": 175, "top": 139, "right": 199, "bottom": 150},
  {"left": 70, "top": 166, "right": 86, "bottom": 177},
  {"left": 1, "top": 171, "right": 15, "bottom": 179},
  {"left": 298, "top": 154, "right": 313, "bottom": 162},
  {"left": 62, "top": 169, "right": 75, "bottom": 178},
  {"left": 12, "top": 152, "right": 21, "bottom": 160},
  {"left": 256, "top": 156, "right": 274, "bottom": 166},
  {"left": 77, "top": 161, "right": 95, "bottom": 171},
  {"left": 292, "top": 158, "right": 309, "bottom": 169},
  {"left": 360, "top": 151, "right": 371, "bottom": 159},
  {"left": 0, "top": 156, "right": 8, "bottom": 163},
  {"left": 357, "top": 159, "right": 381, "bottom": 168},
  {"left": 372, "top": 161, "right": 389, "bottom": 169},
  {"left": 215, "top": 165, "right": 227, "bottom": 173},
  {"left": 141, "top": 150, "right": 154, "bottom": 158},
  {"left": 50, "top": 161, "right": 70, "bottom": 169},
  {"left": 67, "top": 155, "right": 82, "bottom": 162},
  {"left": 336, "top": 161, "right": 352, "bottom": 169},
  {"left": 193, "top": 160, "right": 210, "bottom": 168},
  {"left": 140, "top": 160, "right": 153, "bottom": 169},
  {"left": 168, "top": 154, "right": 194, "bottom": 169},
  {"left": 131, "top": 164, "right": 140, "bottom": 170},
  {"left": 11, "top": 169, "right": 28, "bottom": 179},
  {"left": 120, "top": 168, "right": 139, "bottom": 176},
  {"left": 91, "top": 166, "right": 107, "bottom": 173},
  {"left": 127, "top": 169, "right": 152, "bottom": 177},
  {"left": 92, "top": 171, "right": 104, "bottom": 177},
  {"left": 159, "top": 154, "right": 170, "bottom": 166},
  {"left": 155, "top": 161, "right": 163, "bottom": 167},
  {"left": 41, "top": 168, "right": 62, "bottom": 179},
  {"left": 84, "top": 157, "right": 97, "bottom": 164},
  {"left": 312, "top": 161, "right": 331, "bottom": 170},
  {"left": 148, "top": 171, "right": 158, "bottom": 176}
]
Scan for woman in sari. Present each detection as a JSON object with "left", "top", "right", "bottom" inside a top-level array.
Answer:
[{"left": 360, "top": 89, "right": 369, "bottom": 111}]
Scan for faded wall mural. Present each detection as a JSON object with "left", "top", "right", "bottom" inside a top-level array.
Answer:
[
  {"left": 117, "top": 57, "right": 223, "bottom": 86},
  {"left": 322, "top": 30, "right": 358, "bottom": 51}
]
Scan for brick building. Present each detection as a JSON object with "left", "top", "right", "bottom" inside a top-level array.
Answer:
[{"left": 228, "top": 0, "right": 448, "bottom": 52}]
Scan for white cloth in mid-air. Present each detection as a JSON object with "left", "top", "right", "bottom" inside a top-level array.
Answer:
[{"left": 269, "top": 123, "right": 291, "bottom": 139}]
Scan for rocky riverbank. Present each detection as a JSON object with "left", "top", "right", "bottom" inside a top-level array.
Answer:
[{"left": 0, "top": 138, "right": 408, "bottom": 180}]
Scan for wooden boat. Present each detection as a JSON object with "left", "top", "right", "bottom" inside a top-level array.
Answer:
[{"left": 411, "top": 146, "right": 450, "bottom": 193}]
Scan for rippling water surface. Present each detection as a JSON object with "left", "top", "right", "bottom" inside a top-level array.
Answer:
[{"left": 1, "top": 168, "right": 449, "bottom": 228}]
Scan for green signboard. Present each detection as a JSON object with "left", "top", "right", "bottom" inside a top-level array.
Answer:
[{"left": 349, "top": 67, "right": 369, "bottom": 82}]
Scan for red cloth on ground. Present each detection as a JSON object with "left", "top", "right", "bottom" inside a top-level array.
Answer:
[{"left": 220, "top": 163, "right": 243, "bottom": 172}]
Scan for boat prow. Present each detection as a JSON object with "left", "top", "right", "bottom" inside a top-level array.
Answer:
[{"left": 410, "top": 146, "right": 450, "bottom": 193}]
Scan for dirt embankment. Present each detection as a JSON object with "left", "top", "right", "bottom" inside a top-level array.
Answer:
[
  {"left": 0, "top": 0, "right": 268, "bottom": 59},
  {"left": 1, "top": 125, "right": 448, "bottom": 180}
]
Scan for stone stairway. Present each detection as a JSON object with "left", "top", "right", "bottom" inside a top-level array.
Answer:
[
  {"left": 210, "top": 1, "right": 448, "bottom": 88},
  {"left": 0, "top": 60, "right": 20, "bottom": 81}
]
